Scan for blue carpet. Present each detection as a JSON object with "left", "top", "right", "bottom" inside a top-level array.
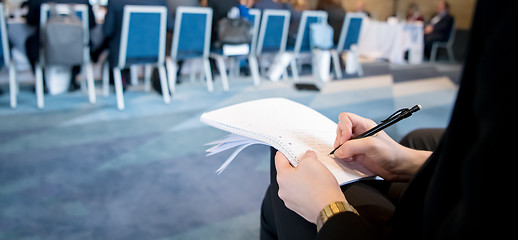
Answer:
[{"left": 0, "top": 62, "right": 459, "bottom": 239}]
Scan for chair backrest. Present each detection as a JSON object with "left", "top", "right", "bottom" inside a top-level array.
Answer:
[
  {"left": 171, "top": 7, "right": 212, "bottom": 61},
  {"left": 0, "top": 3, "right": 11, "bottom": 67},
  {"left": 294, "top": 10, "right": 328, "bottom": 53},
  {"left": 119, "top": 5, "right": 167, "bottom": 67},
  {"left": 248, "top": 8, "right": 262, "bottom": 56},
  {"left": 336, "top": 12, "right": 366, "bottom": 52},
  {"left": 256, "top": 9, "right": 290, "bottom": 55},
  {"left": 40, "top": 3, "right": 90, "bottom": 64}
]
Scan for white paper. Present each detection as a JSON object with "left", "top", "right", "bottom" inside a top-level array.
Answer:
[{"left": 201, "top": 98, "right": 374, "bottom": 185}]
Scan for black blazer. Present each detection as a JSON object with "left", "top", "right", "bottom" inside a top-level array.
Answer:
[
  {"left": 427, "top": 13, "right": 454, "bottom": 42},
  {"left": 103, "top": 0, "right": 168, "bottom": 67},
  {"left": 318, "top": 0, "right": 516, "bottom": 239}
]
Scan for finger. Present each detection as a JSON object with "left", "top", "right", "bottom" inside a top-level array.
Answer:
[
  {"left": 334, "top": 137, "right": 374, "bottom": 159},
  {"left": 275, "top": 151, "right": 293, "bottom": 173},
  {"left": 337, "top": 113, "right": 353, "bottom": 144},
  {"left": 347, "top": 113, "right": 377, "bottom": 137},
  {"left": 335, "top": 127, "right": 342, "bottom": 148},
  {"left": 301, "top": 150, "right": 317, "bottom": 161},
  {"left": 297, "top": 150, "right": 319, "bottom": 168}
]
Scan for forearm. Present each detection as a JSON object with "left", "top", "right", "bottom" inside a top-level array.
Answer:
[{"left": 394, "top": 147, "right": 431, "bottom": 182}]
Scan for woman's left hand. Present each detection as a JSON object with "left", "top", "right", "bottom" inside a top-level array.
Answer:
[{"left": 275, "top": 151, "right": 347, "bottom": 224}]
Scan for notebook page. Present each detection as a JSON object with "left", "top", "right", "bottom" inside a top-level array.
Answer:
[{"left": 201, "top": 98, "right": 373, "bottom": 185}]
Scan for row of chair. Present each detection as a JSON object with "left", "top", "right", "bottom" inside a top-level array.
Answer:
[{"left": 1, "top": 4, "right": 366, "bottom": 110}]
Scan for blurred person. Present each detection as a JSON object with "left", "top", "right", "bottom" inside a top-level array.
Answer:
[
  {"left": 355, "top": 0, "right": 370, "bottom": 17},
  {"left": 424, "top": 0, "right": 454, "bottom": 58},
  {"left": 25, "top": 0, "right": 96, "bottom": 92},
  {"left": 207, "top": 0, "right": 239, "bottom": 46},
  {"left": 252, "top": 0, "right": 291, "bottom": 11},
  {"left": 238, "top": 0, "right": 254, "bottom": 19},
  {"left": 317, "top": 0, "right": 346, "bottom": 45},
  {"left": 167, "top": 0, "right": 198, "bottom": 22},
  {"left": 292, "top": 0, "right": 309, "bottom": 11},
  {"left": 406, "top": 2, "right": 423, "bottom": 22}
]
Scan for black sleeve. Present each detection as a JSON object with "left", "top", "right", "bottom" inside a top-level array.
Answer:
[
  {"left": 87, "top": 4, "right": 96, "bottom": 29},
  {"left": 317, "top": 212, "right": 379, "bottom": 240}
]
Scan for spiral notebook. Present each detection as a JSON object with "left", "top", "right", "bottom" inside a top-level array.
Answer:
[{"left": 200, "top": 98, "right": 373, "bottom": 185}]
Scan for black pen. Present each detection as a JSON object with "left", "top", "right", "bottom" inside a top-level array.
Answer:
[{"left": 329, "top": 105, "right": 421, "bottom": 156}]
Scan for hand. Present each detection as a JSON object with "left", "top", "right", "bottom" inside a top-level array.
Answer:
[
  {"left": 275, "top": 151, "right": 347, "bottom": 224},
  {"left": 334, "top": 112, "right": 377, "bottom": 148},
  {"left": 424, "top": 25, "right": 434, "bottom": 34},
  {"left": 334, "top": 113, "right": 431, "bottom": 182}
]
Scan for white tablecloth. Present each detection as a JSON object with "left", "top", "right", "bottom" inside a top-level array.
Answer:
[{"left": 358, "top": 19, "right": 424, "bottom": 64}]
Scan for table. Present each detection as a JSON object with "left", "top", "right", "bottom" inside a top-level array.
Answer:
[{"left": 358, "top": 19, "right": 424, "bottom": 64}]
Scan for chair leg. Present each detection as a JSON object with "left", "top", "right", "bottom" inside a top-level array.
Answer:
[
  {"left": 189, "top": 70, "right": 196, "bottom": 83},
  {"left": 234, "top": 58, "right": 241, "bottom": 78},
  {"left": 35, "top": 64, "right": 44, "bottom": 109},
  {"left": 330, "top": 50, "right": 342, "bottom": 79},
  {"left": 447, "top": 46, "right": 455, "bottom": 62},
  {"left": 166, "top": 57, "right": 177, "bottom": 95},
  {"left": 248, "top": 55, "right": 260, "bottom": 86},
  {"left": 430, "top": 44, "right": 438, "bottom": 62},
  {"left": 9, "top": 63, "right": 17, "bottom": 109},
  {"left": 199, "top": 65, "right": 205, "bottom": 82},
  {"left": 144, "top": 64, "right": 152, "bottom": 92},
  {"left": 290, "top": 59, "right": 299, "bottom": 82},
  {"left": 85, "top": 62, "right": 96, "bottom": 104},
  {"left": 130, "top": 65, "right": 139, "bottom": 86},
  {"left": 158, "top": 65, "right": 171, "bottom": 104},
  {"left": 203, "top": 58, "right": 214, "bottom": 92},
  {"left": 228, "top": 57, "right": 235, "bottom": 79},
  {"left": 357, "top": 60, "right": 364, "bottom": 77},
  {"left": 213, "top": 55, "right": 229, "bottom": 91},
  {"left": 102, "top": 62, "right": 110, "bottom": 96},
  {"left": 113, "top": 67, "right": 125, "bottom": 110}
]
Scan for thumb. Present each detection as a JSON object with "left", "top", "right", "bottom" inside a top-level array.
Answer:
[
  {"left": 275, "top": 151, "right": 293, "bottom": 172},
  {"left": 334, "top": 138, "right": 373, "bottom": 159},
  {"left": 301, "top": 150, "right": 317, "bottom": 162}
]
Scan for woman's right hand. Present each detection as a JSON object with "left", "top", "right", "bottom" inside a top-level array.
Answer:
[{"left": 333, "top": 113, "right": 431, "bottom": 182}]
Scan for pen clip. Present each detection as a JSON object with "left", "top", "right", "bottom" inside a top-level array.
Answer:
[{"left": 381, "top": 108, "right": 409, "bottom": 123}]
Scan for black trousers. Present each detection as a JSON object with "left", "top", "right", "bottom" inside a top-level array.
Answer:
[{"left": 260, "top": 128, "right": 444, "bottom": 240}]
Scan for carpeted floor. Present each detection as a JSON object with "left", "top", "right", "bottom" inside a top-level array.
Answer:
[{"left": 0, "top": 62, "right": 460, "bottom": 239}]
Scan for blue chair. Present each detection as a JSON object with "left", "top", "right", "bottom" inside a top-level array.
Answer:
[
  {"left": 209, "top": 8, "right": 262, "bottom": 88},
  {"left": 167, "top": 7, "right": 213, "bottom": 93},
  {"left": 38, "top": 3, "right": 96, "bottom": 109},
  {"left": 255, "top": 9, "right": 290, "bottom": 77},
  {"left": 290, "top": 10, "right": 328, "bottom": 80},
  {"left": 331, "top": 12, "right": 366, "bottom": 78},
  {"left": 103, "top": 5, "right": 170, "bottom": 110},
  {"left": 0, "top": 3, "right": 16, "bottom": 109}
]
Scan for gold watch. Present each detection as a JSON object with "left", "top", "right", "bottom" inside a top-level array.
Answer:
[{"left": 316, "top": 201, "right": 359, "bottom": 232}]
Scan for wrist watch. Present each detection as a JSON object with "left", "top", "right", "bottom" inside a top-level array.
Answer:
[{"left": 316, "top": 201, "right": 359, "bottom": 232}]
